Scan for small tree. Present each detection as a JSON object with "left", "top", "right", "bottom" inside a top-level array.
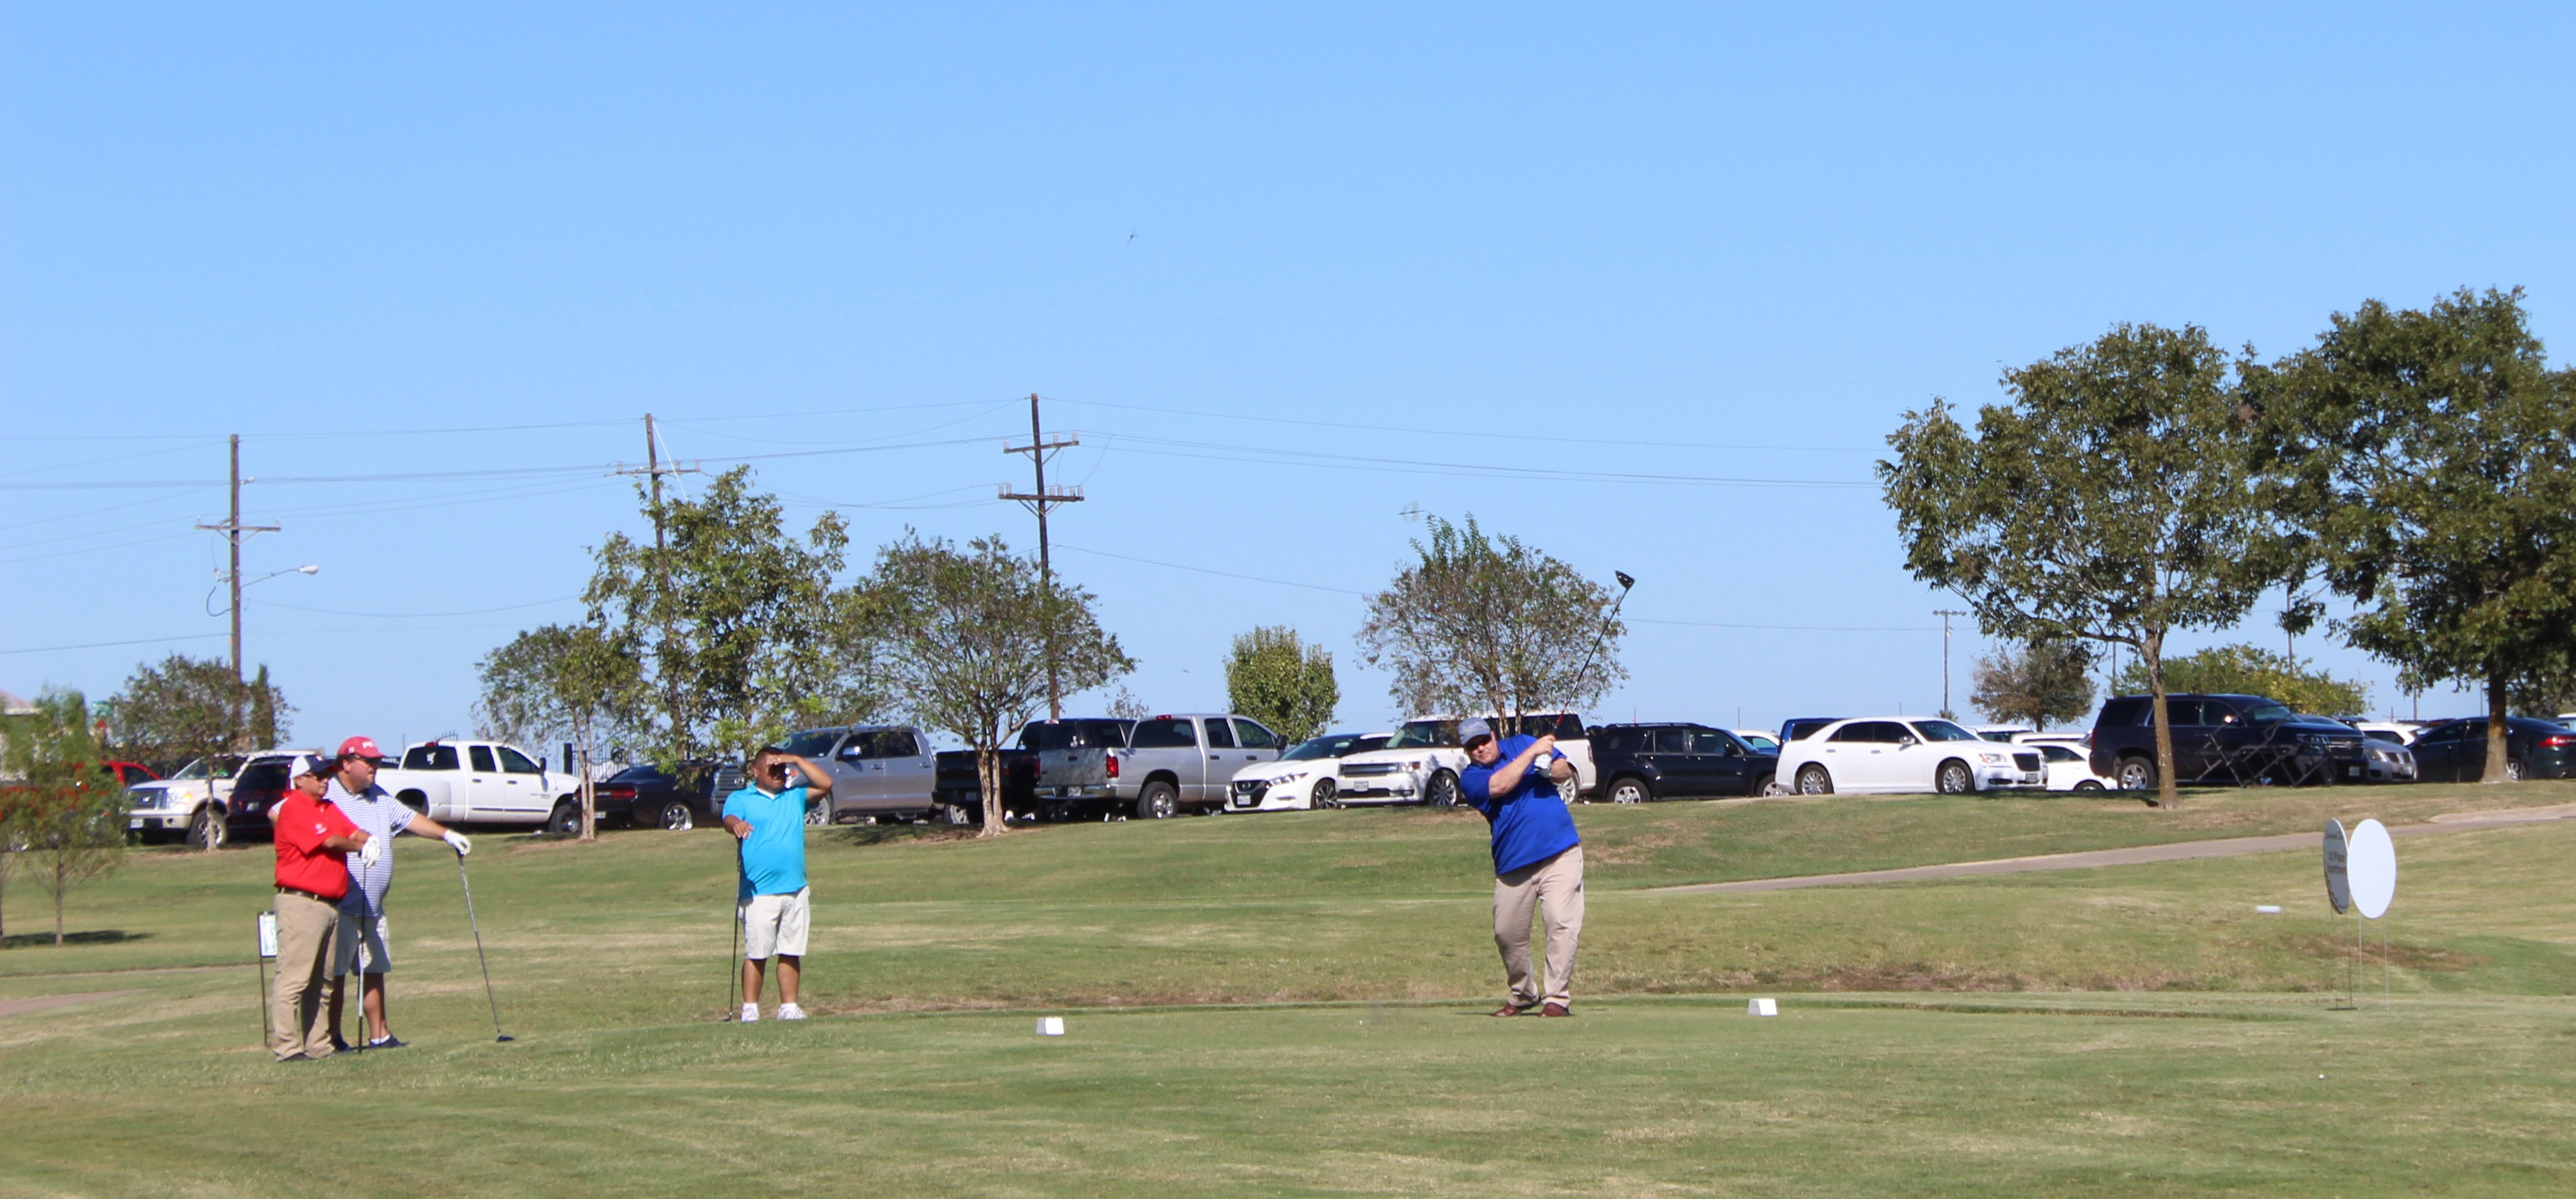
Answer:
[
  {"left": 475, "top": 623, "right": 644, "bottom": 840},
  {"left": 1224, "top": 627, "right": 1339, "bottom": 743},
  {"left": 862, "top": 533, "right": 1132, "bottom": 835},
  {"left": 0, "top": 691, "right": 128, "bottom": 946},
  {"left": 2110, "top": 644, "right": 2369, "bottom": 717},
  {"left": 2257, "top": 287, "right": 2576, "bottom": 783},
  {"left": 1356, "top": 515, "right": 1626, "bottom": 729},
  {"left": 1969, "top": 640, "right": 2097, "bottom": 729},
  {"left": 1883, "top": 323, "right": 2283, "bottom": 807}
]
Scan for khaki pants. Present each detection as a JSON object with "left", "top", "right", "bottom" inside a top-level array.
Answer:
[
  {"left": 1493, "top": 845, "right": 1585, "bottom": 1009},
  {"left": 269, "top": 891, "right": 341, "bottom": 1060}
]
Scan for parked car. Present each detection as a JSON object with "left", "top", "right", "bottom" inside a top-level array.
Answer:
[
  {"left": 2349, "top": 720, "right": 2426, "bottom": 746},
  {"left": 2034, "top": 743, "right": 2111, "bottom": 792},
  {"left": 932, "top": 717, "right": 1133, "bottom": 824},
  {"left": 2086, "top": 694, "right": 2370, "bottom": 790},
  {"left": 1332, "top": 718, "right": 1470, "bottom": 807},
  {"left": 1776, "top": 716, "right": 2044, "bottom": 795},
  {"left": 124, "top": 754, "right": 246, "bottom": 846},
  {"left": 1112, "top": 713, "right": 1286, "bottom": 818},
  {"left": 2401, "top": 717, "right": 2576, "bottom": 781},
  {"left": 218, "top": 752, "right": 327, "bottom": 842},
  {"left": 1972, "top": 726, "right": 2032, "bottom": 742},
  {"left": 746, "top": 725, "right": 943, "bottom": 826},
  {"left": 1591, "top": 723, "right": 1776, "bottom": 802},
  {"left": 591, "top": 761, "right": 721, "bottom": 830},
  {"left": 372, "top": 739, "right": 575, "bottom": 828},
  {"left": 1778, "top": 717, "right": 1840, "bottom": 745},
  {"left": 1732, "top": 729, "right": 1781, "bottom": 753},
  {"left": 1225, "top": 732, "right": 1392, "bottom": 812},
  {"left": 2358, "top": 735, "right": 2419, "bottom": 783}
]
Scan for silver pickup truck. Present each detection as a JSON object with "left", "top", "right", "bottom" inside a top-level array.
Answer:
[
  {"left": 1114, "top": 713, "right": 1286, "bottom": 818},
  {"left": 715, "top": 724, "right": 943, "bottom": 825}
]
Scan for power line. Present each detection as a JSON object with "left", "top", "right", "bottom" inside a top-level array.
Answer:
[
  {"left": 1087, "top": 432, "right": 1876, "bottom": 489},
  {"left": 251, "top": 594, "right": 583, "bottom": 620},
  {"left": 0, "top": 632, "right": 227, "bottom": 656},
  {"left": 1051, "top": 395, "right": 1877, "bottom": 454}
]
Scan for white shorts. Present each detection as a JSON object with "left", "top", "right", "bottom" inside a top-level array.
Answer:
[
  {"left": 330, "top": 912, "right": 392, "bottom": 978},
  {"left": 740, "top": 887, "right": 811, "bottom": 960}
]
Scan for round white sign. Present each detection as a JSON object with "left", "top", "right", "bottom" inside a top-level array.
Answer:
[
  {"left": 2322, "top": 820, "right": 2349, "bottom": 915},
  {"left": 2348, "top": 818, "right": 2396, "bottom": 920}
]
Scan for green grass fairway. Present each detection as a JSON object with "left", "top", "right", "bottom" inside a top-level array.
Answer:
[{"left": 3, "top": 782, "right": 2571, "bottom": 1196}]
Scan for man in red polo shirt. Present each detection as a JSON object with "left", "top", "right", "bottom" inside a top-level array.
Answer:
[{"left": 269, "top": 755, "right": 377, "bottom": 1062}]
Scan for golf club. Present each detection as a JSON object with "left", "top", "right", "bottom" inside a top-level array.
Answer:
[
  {"left": 453, "top": 849, "right": 513, "bottom": 1042},
  {"left": 1565, "top": 570, "right": 1636, "bottom": 703},
  {"left": 727, "top": 835, "right": 743, "bottom": 1020}
]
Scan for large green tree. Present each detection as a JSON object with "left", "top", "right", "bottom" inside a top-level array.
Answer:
[
  {"left": 1223, "top": 627, "right": 1339, "bottom": 744},
  {"left": 2109, "top": 644, "right": 2368, "bottom": 717},
  {"left": 2256, "top": 288, "right": 2576, "bottom": 783},
  {"left": 585, "top": 467, "right": 882, "bottom": 764},
  {"left": 1356, "top": 515, "right": 1626, "bottom": 728},
  {"left": 1883, "top": 323, "right": 2283, "bottom": 807},
  {"left": 0, "top": 691, "right": 128, "bottom": 947},
  {"left": 860, "top": 533, "right": 1132, "bottom": 835},
  {"left": 101, "top": 653, "right": 291, "bottom": 772},
  {"left": 1969, "top": 640, "right": 2097, "bottom": 730},
  {"left": 475, "top": 622, "right": 645, "bottom": 840}
]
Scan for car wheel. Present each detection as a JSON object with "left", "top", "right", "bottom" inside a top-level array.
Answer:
[
  {"left": 2115, "top": 757, "right": 2156, "bottom": 791},
  {"left": 1797, "top": 765, "right": 1833, "bottom": 795},
  {"left": 1936, "top": 759, "right": 1973, "bottom": 795},
  {"left": 1310, "top": 778, "right": 1338, "bottom": 810},
  {"left": 804, "top": 800, "right": 831, "bottom": 826},
  {"left": 1426, "top": 769, "right": 1461, "bottom": 809},
  {"left": 185, "top": 807, "right": 227, "bottom": 850},
  {"left": 1136, "top": 782, "right": 1178, "bottom": 820},
  {"left": 1749, "top": 773, "right": 1774, "bottom": 797},
  {"left": 656, "top": 801, "right": 696, "bottom": 831},
  {"left": 1607, "top": 776, "right": 1652, "bottom": 805},
  {"left": 2074, "top": 779, "right": 2105, "bottom": 792},
  {"left": 547, "top": 801, "right": 581, "bottom": 836}
]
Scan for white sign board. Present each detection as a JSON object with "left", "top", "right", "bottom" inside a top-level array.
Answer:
[
  {"left": 2348, "top": 818, "right": 2396, "bottom": 920},
  {"left": 256, "top": 911, "right": 278, "bottom": 959},
  {"left": 2322, "top": 820, "right": 2350, "bottom": 915}
]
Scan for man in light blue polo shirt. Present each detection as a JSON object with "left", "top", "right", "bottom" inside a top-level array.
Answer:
[
  {"left": 1456, "top": 717, "right": 1584, "bottom": 1018},
  {"left": 722, "top": 745, "right": 833, "bottom": 1022}
]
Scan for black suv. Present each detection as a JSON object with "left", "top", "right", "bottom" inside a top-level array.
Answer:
[
  {"left": 2088, "top": 693, "right": 2368, "bottom": 789},
  {"left": 2402, "top": 717, "right": 2576, "bottom": 781},
  {"left": 1591, "top": 723, "right": 1776, "bottom": 802}
]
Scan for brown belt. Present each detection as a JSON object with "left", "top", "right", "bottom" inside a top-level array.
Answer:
[{"left": 275, "top": 886, "right": 335, "bottom": 904}]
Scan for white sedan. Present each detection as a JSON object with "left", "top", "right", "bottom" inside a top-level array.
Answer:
[
  {"left": 1776, "top": 716, "right": 2046, "bottom": 795},
  {"left": 2033, "top": 742, "right": 2112, "bottom": 792},
  {"left": 1225, "top": 732, "right": 1391, "bottom": 812}
]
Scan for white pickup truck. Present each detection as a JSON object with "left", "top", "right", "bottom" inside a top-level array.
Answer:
[{"left": 377, "top": 739, "right": 577, "bottom": 829}]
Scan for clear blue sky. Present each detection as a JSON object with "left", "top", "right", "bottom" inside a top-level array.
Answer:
[{"left": 6, "top": 3, "right": 2571, "bottom": 748}]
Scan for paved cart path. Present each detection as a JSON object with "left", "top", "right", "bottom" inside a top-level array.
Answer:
[
  {"left": 0, "top": 990, "right": 144, "bottom": 1018},
  {"left": 1646, "top": 801, "right": 2576, "bottom": 895}
]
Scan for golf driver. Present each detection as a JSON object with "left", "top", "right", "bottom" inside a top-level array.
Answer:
[
  {"left": 727, "top": 836, "right": 743, "bottom": 1020},
  {"left": 1565, "top": 570, "right": 1635, "bottom": 702},
  {"left": 453, "top": 849, "right": 513, "bottom": 1042}
]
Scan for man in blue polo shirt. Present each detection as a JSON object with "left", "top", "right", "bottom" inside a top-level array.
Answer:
[
  {"left": 1456, "top": 717, "right": 1585, "bottom": 1017},
  {"left": 722, "top": 745, "right": 834, "bottom": 1022}
]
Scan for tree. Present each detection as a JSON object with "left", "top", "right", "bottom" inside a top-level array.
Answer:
[
  {"left": 0, "top": 691, "right": 128, "bottom": 947},
  {"left": 2109, "top": 644, "right": 2369, "bottom": 717},
  {"left": 2257, "top": 287, "right": 2576, "bottom": 783},
  {"left": 100, "top": 653, "right": 293, "bottom": 772},
  {"left": 1882, "top": 323, "right": 2283, "bottom": 807},
  {"left": 1969, "top": 640, "right": 2097, "bottom": 729},
  {"left": 1223, "top": 627, "right": 1340, "bottom": 744},
  {"left": 1356, "top": 515, "right": 1626, "bottom": 729},
  {"left": 475, "top": 623, "right": 644, "bottom": 840},
  {"left": 585, "top": 467, "right": 882, "bottom": 764},
  {"left": 862, "top": 533, "right": 1132, "bottom": 835}
]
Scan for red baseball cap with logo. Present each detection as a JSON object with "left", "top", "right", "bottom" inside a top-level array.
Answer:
[{"left": 337, "top": 735, "right": 390, "bottom": 761}]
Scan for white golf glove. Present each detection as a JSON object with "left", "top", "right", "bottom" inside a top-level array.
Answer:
[
  {"left": 444, "top": 830, "right": 473, "bottom": 857},
  {"left": 357, "top": 836, "right": 384, "bottom": 869}
]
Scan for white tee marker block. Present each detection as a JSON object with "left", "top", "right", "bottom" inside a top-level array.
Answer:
[
  {"left": 1037, "top": 1016, "right": 1066, "bottom": 1037},
  {"left": 1747, "top": 998, "right": 1778, "bottom": 1016},
  {"left": 2256, "top": 905, "right": 2282, "bottom": 914}
]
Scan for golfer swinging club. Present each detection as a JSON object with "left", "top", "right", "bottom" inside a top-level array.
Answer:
[
  {"left": 1457, "top": 716, "right": 1585, "bottom": 1017},
  {"left": 722, "top": 745, "right": 833, "bottom": 1022}
]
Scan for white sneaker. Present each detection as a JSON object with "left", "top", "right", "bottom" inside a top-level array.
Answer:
[
  {"left": 740, "top": 1003, "right": 759, "bottom": 1023},
  {"left": 777, "top": 1003, "right": 806, "bottom": 1021}
]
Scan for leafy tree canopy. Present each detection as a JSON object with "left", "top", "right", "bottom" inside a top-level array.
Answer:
[
  {"left": 0, "top": 689, "right": 128, "bottom": 946},
  {"left": 1356, "top": 515, "right": 1626, "bottom": 724},
  {"left": 1224, "top": 627, "right": 1339, "bottom": 744},
  {"left": 100, "top": 654, "right": 291, "bottom": 771},
  {"left": 1969, "top": 640, "right": 2097, "bottom": 730},
  {"left": 2110, "top": 644, "right": 2369, "bottom": 717}
]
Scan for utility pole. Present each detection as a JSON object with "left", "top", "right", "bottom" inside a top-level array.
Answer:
[
  {"left": 1933, "top": 609, "right": 1969, "bottom": 719},
  {"left": 1002, "top": 394, "right": 1082, "bottom": 721},
  {"left": 615, "top": 415, "right": 702, "bottom": 750},
  {"left": 196, "top": 435, "right": 278, "bottom": 744}
]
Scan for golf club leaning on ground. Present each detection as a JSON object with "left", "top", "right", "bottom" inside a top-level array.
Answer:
[
  {"left": 728, "top": 836, "right": 743, "bottom": 1020},
  {"left": 453, "top": 847, "right": 513, "bottom": 1042}
]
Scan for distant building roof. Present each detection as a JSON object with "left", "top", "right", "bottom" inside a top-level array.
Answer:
[{"left": 1, "top": 689, "right": 34, "bottom": 716}]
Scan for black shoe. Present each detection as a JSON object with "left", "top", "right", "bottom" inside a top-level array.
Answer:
[
  {"left": 365, "top": 1036, "right": 407, "bottom": 1050},
  {"left": 275, "top": 1053, "right": 311, "bottom": 1063},
  {"left": 329, "top": 1034, "right": 352, "bottom": 1053}
]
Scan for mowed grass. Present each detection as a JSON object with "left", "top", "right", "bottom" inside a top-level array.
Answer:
[{"left": 2, "top": 781, "right": 2572, "bottom": 1196}]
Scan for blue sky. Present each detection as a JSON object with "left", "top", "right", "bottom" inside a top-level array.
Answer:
[{"left": 6, "top": 3, "right": 2571, "bottom": 748}]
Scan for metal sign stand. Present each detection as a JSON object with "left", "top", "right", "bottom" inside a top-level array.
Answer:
[{"left": 2323, "top": 820, "right": 2356, "bottom": 1010}]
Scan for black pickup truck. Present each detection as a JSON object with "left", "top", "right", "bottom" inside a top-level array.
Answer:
[{"left": 932, "top": 718, "right": 1134, "bottom": 823}]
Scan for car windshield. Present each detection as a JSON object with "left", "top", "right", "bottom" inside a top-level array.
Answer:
[
  {"left": 776, "top": 730, "right": 842, "bottom": 758},
  {"left": 2241, "top": 702, "right": 2292, "bottom": 724},
  {"left": 1387, "top": 720, "right": 1458, "bottom": 749},
  {"left": 1739, "top": 734, "right": 1779, "bottom": 751},
  {"left": 1911, "top": 720, "right": 1982, "bottom": 742},
  {"left": 2041, "top": 745, "right": 2081, "bottom": 762},
  {"left": 1018, "top": 720, "right": 1132, "bottom": 750},
  {"left": 1282, "top": 735, "right": 1352, "bottom": 761},
  {"left": 172, "top": 757, "right": 236, "bottom": 780},
  {"left": 236, "top": 763, "right": 291, "bottom": 791}
]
